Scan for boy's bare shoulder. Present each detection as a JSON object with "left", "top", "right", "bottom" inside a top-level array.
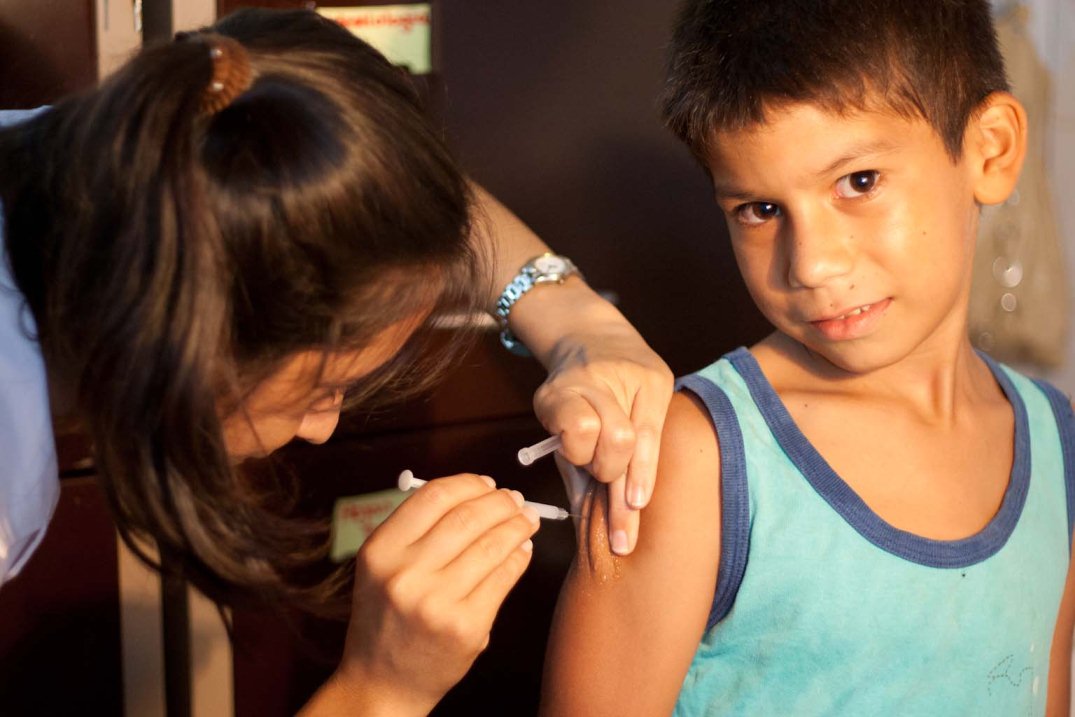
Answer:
[
  {"left": 660, "top": 389, "right": 721, "bottom": 468},
  {"left": 540, "top": 389, "right": 724, "bottom": 716},
  {"left": 632, "top": 388, "right": 722, "bottom": 563}
]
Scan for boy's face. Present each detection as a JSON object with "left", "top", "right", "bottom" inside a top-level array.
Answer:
[{"left": 706, "top": 102, "right": 982, "bottom": 373}]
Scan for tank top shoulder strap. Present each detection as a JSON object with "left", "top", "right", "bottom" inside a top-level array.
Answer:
[
  {"left": 1028, "top": 376, "right": 1075, "bottom": 549},
  {"left": 676, "top": 348, "right": 754, "bottom": 628}
]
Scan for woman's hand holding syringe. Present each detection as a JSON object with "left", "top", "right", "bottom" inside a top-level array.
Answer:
[
  {"left": 308, "top": 472, "right": 539, "bottom": 717},
  {"left": 315, "top": 433, "right": 613, "bottom": 713}
]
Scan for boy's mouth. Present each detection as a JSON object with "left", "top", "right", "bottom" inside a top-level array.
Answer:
[
  {"left": 810, "top": 298, "right": 892, "bottom": 341},
  {"left": 834, "top": 304, "right": 872, "bottom": 319}
]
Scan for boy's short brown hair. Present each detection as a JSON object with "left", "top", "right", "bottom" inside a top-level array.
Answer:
[{"left": 662, "top": 0, "right": 1009, "bottom": 162}]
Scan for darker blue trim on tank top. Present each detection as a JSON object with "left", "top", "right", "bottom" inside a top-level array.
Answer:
[
  {"left": 675, "top": 374, "right": 751, "bottom": 631},
  {"left": 726, "top": 347, "right": 1031, "bottom": 569},
  {"left": 1031, "top": 378, "right": 1075, "bottom": 551}
]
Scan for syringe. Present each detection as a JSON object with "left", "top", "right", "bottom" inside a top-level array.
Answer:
[
  {"left": 397, "top": 469, "right": 571, "bottom": 521},
  {"left": 517, "top": 435, "right": 562, "bottom": 466}
]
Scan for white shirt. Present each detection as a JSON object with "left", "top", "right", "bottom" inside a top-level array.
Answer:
[{"left": 0, "top": 107, "right": 59, "bottom": 585}]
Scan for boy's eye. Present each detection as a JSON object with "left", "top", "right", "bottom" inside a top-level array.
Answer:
[
  {"left": 735, "top": 202, "right": 782, "bottom": 226},
  {"left": 835, "top": 170, "right": 880, "bottom": 198}
]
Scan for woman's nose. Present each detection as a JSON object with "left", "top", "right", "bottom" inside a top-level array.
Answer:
[
  {"left": 296, "top": 408, "right": 342, "bottom": 445},
  {"left": 296, "top": 391, "right": 343, "bottom": 445}
]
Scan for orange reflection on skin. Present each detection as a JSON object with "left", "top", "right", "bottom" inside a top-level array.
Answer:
[{"left": 575, "top": 481, "right": 622, "bottom": 587}]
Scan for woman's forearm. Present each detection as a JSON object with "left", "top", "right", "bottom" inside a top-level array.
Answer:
[
  {"left": 470, "top": 182, "right": 551, "bottom": 310},
  {"left": 298, "top": 669, "right": 431, "bottom": 717},
  {"left": 470, "top": 183, "right": 673, "bottom": 553}
]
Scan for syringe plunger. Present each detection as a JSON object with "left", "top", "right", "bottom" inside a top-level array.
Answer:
[{"left": 517, "top": 435, "right": 563, "bottom": 466}]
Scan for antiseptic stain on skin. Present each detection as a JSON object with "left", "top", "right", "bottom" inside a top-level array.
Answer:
[{"left": 575, "top": 481, "right": 622, "bottom": 587}]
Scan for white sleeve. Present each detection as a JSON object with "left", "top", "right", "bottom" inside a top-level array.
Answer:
[
  {"left": 0, "top": 158, "right": 60, "bottom": 584},
  {"left": 0, "top": 372, "right": 59, "bottom": 585}
]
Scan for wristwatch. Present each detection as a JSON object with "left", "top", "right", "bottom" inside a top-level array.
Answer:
[{"left": 495, "top": 253, "right": 581, "bottom": 355}]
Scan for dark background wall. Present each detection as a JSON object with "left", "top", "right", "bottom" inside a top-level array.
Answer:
[
  {"left": 436, "top": 2, "right": 765, "bottom": 376},
  {"left": 215, "top": 0, "right": 767, "bottom": 374},
  {"left": 0, "top": 0, "right": 96, "bottom": 108}
]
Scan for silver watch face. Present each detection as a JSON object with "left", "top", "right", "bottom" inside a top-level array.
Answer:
[{"left": 533, "top": 255, "right": 567, "bottom": 275}]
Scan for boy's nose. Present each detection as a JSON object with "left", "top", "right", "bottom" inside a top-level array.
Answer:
[
  {"left": 296, "top": 407, "right": 342, "bottom": 445},
  {"left": 785, "top": 219, "right": 855, "bottom": 289}
]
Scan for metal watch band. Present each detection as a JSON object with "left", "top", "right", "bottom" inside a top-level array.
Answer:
[
  {"left": 493, "top": 253, "right": 579, "bottom": 356},
  {"left": 495, "top": 271, "right": 537, "bottom": 325},
  {"left": 499, "top": 327, "right": 533, "bottom": 356}
]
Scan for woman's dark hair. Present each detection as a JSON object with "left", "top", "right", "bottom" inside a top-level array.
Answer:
[
  {"left": 0, "top": 9, "right": 486, "bottom": 610},
  {"left": 661, "top": 0, "right": 1010, "bottom": 163}
]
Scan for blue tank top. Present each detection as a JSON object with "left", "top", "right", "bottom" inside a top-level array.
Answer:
[{"left": 673, "top": 347, "right": 1074, "bottom": 716}]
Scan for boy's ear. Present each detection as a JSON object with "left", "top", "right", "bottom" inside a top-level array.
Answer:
[{"left": 967, "top": 92, "right": 1028, "bottom": 206}]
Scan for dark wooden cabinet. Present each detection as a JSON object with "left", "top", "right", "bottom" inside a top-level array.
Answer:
[{"left": 0, "top": 477, "right": 124, "bottom": 715}]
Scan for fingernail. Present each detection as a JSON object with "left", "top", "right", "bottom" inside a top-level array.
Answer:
[
  {"left": 628, "top": 483, "right": 649, "bottom": 509},
  {"left": 479, "top": 475, "right": 496, "bottom": 488},
  {"left": 509, "top": 490, "right": 525, "bottom": 507},
  {"left": 521, "top": 539, "right": 534, "bottom": 553},
  {"left": 611, "top": 530, "right": 630, "bottom": 555},
  {"left": 522, "top": 506, "right": 540, "bottom": 525}
]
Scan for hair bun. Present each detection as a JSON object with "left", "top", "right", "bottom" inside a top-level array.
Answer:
[{"left": 177, "top": 32, "right": 254, "bottom": 116}]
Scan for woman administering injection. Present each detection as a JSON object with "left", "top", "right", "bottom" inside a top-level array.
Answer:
[{"left": 0, "top": 9, "right": 671, "bottom": 715}]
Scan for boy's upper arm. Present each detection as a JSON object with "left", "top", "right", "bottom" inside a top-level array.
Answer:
[
  {"left": 1045, "top": 400, "right": 1075, "bottom": 716},
  {"left": 541, "top": 391, "right": 723, "bottom": 716},
  {"left": 1046, "top": 535, "right": 1075, "bottom": 716}
]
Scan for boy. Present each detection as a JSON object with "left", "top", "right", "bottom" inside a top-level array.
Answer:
[{"left": 541, "top": 1, "right": 1075, "bottom": 715}]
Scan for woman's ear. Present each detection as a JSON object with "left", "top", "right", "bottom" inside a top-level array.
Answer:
[{"left": 967, "top": 92, "right": 1028, "bottom": 206}]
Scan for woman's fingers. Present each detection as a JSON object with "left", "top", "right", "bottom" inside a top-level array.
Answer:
[
  {"left": 538, "top": 383, "right": 661, "bottom": 554},
  {"left": 624, "top": 377, "right": 672, "bottom": 510},
  {"left": 543, "top": 387, "right": 636, "bottom": 483},
  {"left": 464, "top": 539, "right": 536, "bottom": 619},
  {"left": 439, "top": 506, "right": 540, "bottom": 599},
  {"left": 509, "top": 280, "right": 674, "bottom": 555},
  {"left": 534, "top": 358, "right": 673, "bottom": 504},
  {"left": 373, "top": 473, "right": 498, "bottom": 547},
  {"left": 342, "top": 475, "right": 541, "bottom": 708},
  {"left": 409, "top": 487, "right": 534, "bottom": 570},
  {"left": 605, "top": 474, "right": 641, "bottom": 556}
]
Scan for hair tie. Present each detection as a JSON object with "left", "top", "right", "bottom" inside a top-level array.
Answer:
[{"left": 177, "top": 32, "right": 254, "bottom": 116}]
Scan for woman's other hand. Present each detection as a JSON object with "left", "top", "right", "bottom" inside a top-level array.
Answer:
[
  {"left": 300, "top": 474, "right": 538, "bottom": 716},
  {"left": 472, "top": 185, "right": 674, "bottom": 557},
  {"left": 511, "top": 279, "right": 673, "bottom": 556}
]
